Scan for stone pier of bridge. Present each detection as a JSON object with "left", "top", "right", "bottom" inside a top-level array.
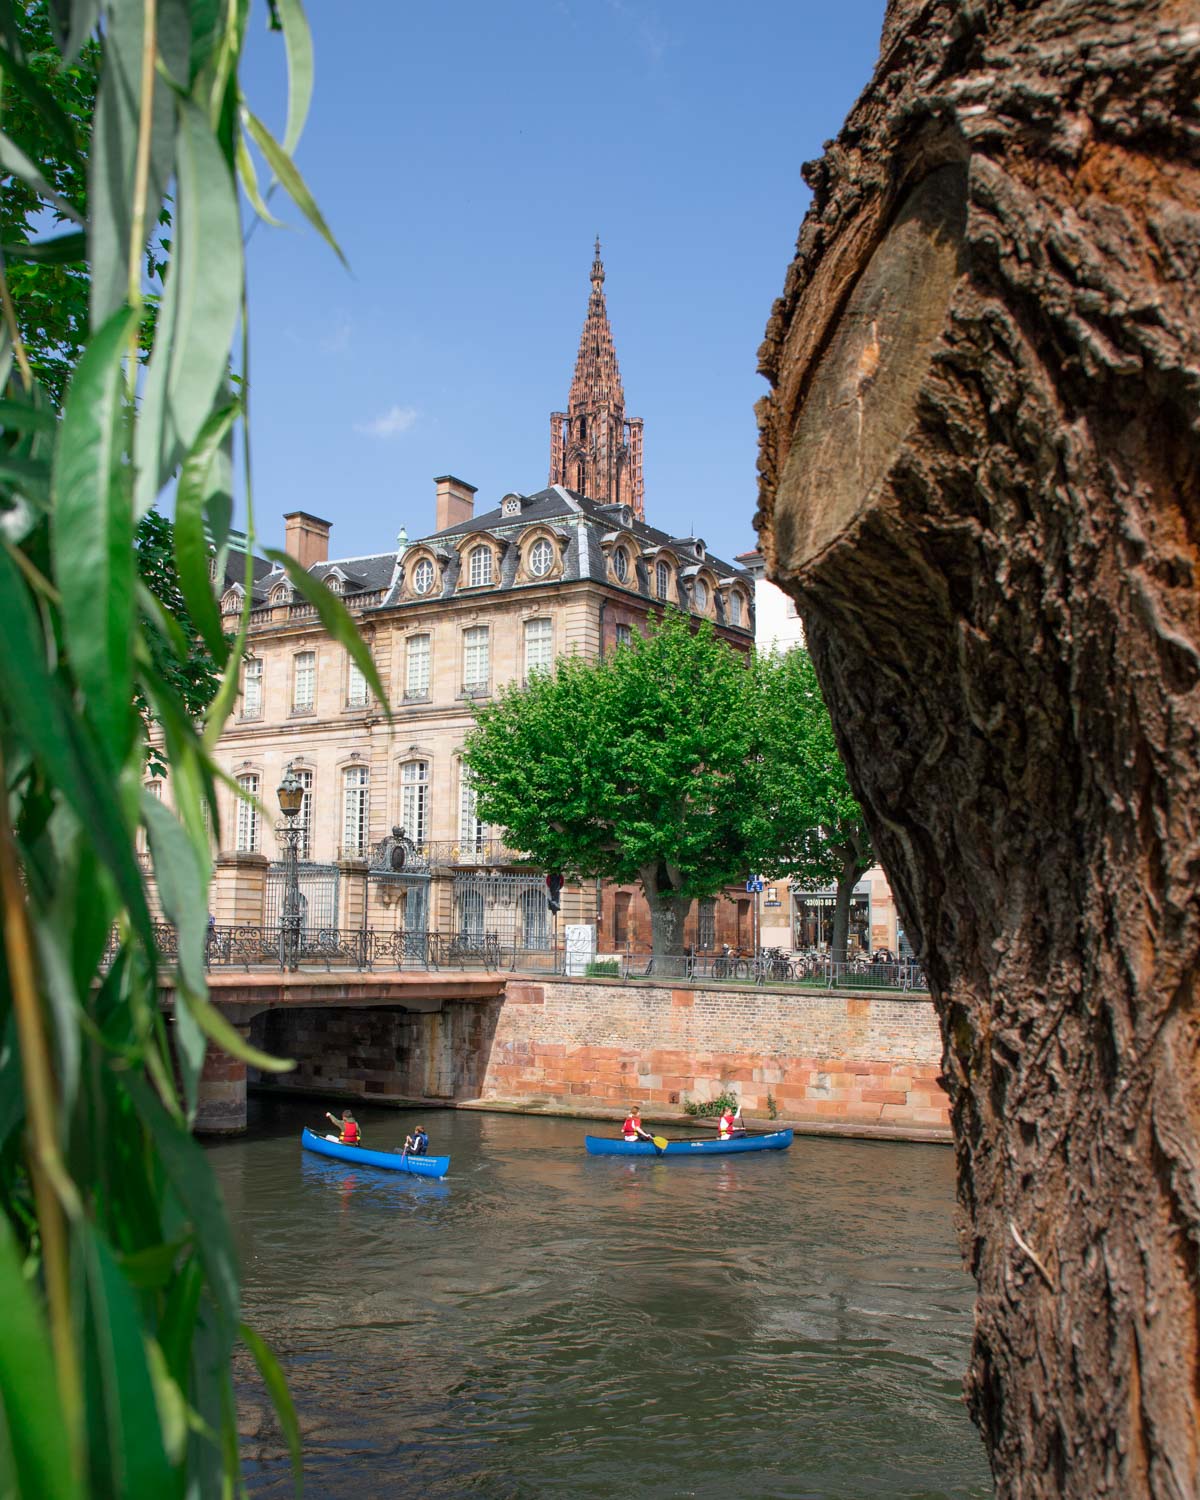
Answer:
[{"left": 171, "top": 971, "right": 508, "bottom": 1134}]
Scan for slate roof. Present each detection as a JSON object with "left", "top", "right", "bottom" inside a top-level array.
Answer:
[{"left": 222, "top": 485, "right": 752, "bottom": 629}]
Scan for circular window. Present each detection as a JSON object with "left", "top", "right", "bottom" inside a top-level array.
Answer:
[
  {"left": 612, "top": 548, "right": 628, "bottom": 583},
  {"left": 413, "top": 558, "right": 434, "bottom": 595},
  {"left": 529, "top": 538, "right": 554, "bottom": 578},
  {"left": 693, "top": 579, "right": 708, "bottom": 612}
]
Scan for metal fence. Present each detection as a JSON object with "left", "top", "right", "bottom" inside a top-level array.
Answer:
[
  {"left": 107, "top": 923, "right": 564, "bottom": 973},
  {"left": 614, "top": 951, "right": 930, "bottom": 992},
  {"left": 106, "top": 927, "right": 927, "bottom": 988}
]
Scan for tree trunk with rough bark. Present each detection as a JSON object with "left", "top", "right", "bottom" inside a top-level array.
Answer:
[
  {"left": 640, "top": 862, "right": 693, "bottom": 959},
  {"left": 756, "top": 2, "right": 1200, "bottom": 1495},
  {"left": 830, "top": 838, "right": 864, "bottom": 962}
]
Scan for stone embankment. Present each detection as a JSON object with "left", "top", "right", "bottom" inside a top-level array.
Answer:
[{"left": 475, "top": 976, "right": 950, "bottom": 1142}]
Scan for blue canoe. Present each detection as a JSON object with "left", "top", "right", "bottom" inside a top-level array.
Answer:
[
  {"left": 301, "top": 1127, "right": 449, "bottom": 1178},
  {"left": 584, "top": 1128, "right": 793, "bottom": 1158}
]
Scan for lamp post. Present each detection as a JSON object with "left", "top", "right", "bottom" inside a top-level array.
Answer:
[{"left": 276, "top": 761, "right": 304, "bottom": 970}]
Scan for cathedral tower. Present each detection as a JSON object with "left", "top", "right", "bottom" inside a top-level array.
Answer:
[{"left": 549, "top": 240, "right": 645, "bottom": 519}]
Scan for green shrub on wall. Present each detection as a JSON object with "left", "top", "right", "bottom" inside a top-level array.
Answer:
[
  {"left": 584, "top": 959, "right": 620, "bottom": 977},
  {"left": 683, "top": 1090, "right": 739, "bottom": 1117}
]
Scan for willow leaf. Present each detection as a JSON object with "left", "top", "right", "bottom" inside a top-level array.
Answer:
[
  {"left": 264, "top": 548, "right": 388, "bottom": 709},
  {"left": 0, "top": 128, "right": 83, "bottom": 223},
  {"left": 241, "top": 1324, "right": 303, "bottom": 1495},
  {"left": 52, "top": 305, "right": 136, "bottom": 763},
  {"left": 173, "top": 402, "right": 238, "bottom": 662},
  {"left": 0, "top": 544, "right": 154, "bottom": 950},
  {"left": 275, "top": 0, "right": 313, "bottom": 156},
  {"left": 1, "top": 230, "right": 87, "bottom": 264},
  {"left": 46, "top": 0, "right": 100, "bottom": 64},
  {"left": 0, "top": 1214, "right": 76, "bottom": 1500},
  {"left": 181, "top": 987, "right": 294, "bottom": 1075},
  {"left": 89, "top": 0, "right": 189, "bottom": 328},
  {"left": 80, "top": 1224, "right": 173, "bottom": 1495},
  {"left": 141, "top": 791, "right": 209, "bottom": 1117},
  {"left": 134, "top": 97, "right": 243, "bottom": 513},
  {"left": 122, "top": 1075, "right": 241, "bottom": 1333},
  {"left": 236, "top": 129, "right": 283, "bottom": 226},
  {"left": 242, "top": 108, "right": 345, "bottom": 266}
]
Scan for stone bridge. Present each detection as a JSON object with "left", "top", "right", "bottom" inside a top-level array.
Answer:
[{"left": 174, "top": 971, "right": 507, "bottom": 1132}]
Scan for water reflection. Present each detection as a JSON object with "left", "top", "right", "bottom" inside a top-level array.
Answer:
[{"left": 214, "top": 1099, "right": 990, "bottom": 1499}]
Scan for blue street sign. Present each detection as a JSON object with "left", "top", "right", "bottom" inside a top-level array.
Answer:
[{"left": 746, "top": 879, "right": 764, "bottom": 893}]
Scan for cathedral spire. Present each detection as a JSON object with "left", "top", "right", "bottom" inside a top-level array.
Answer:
[{"left": 549, "top": 242, "right": 645, "bottom": 519}]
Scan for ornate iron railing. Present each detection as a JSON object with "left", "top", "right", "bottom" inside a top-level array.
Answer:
[{"left": 104, "top": 924, "right": 561, "bottom": 973}]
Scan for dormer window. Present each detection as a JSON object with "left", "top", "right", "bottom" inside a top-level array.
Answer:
[
  {"left": 693, "top": 579, "right": 708, "bottom": 612},
  {"left": 728, "top": 590, "right": 743, "bottom": 627},
  {"left": 501, "top": 494, "right": 523, "bottom": 518},
  {"left": 468, "top": 546, "right": 493, "bottom": 587},
  {"left": 612, "top": 548, "right": 628, "bottom": 584},
  {"left": 529, "top": 538, "right": 554, "bottom": 578},
  {"left": 326, "top": 574, "right": 343, "bottom": 594},
  {"left": 656, "top": 560, "right": 670, "bottom": 600},
  {"left": 270, "top": 583, "right": 291, "bottom": 606},
  {"left": 412, "top": 557, "right": 435, "bottom": 595}
]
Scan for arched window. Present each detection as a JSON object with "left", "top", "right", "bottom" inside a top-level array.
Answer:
[
  {"left": 468, "top": 546, "right": 493, "bottom": 587},
  {"left": 656, "top": 560, "right": 670, "bottom": 600},
  {"left": 693, "top": 578, "right": 708, "bottom": 613},
  {"left": 401, "top": 760, "right": 429, "bottom": 845},
  {"left": 612, "top": 548, "right": 628, "bottom": 583},
  {"left": 342, "top": 766, "right": 369, "bottom": 856},
  {"left": 413, "top": 557, "right": 435, "bottom": 595},
  {"left": 728, "top": 591, "right": 743, "bottom": 627},
  {"left": 529, "top": 538, "right": 553, "bottom": 577}
]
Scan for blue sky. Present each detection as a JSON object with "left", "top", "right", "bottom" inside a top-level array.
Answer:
[{"left": 237, "top": 0, "right": 887, "bottom": 567}]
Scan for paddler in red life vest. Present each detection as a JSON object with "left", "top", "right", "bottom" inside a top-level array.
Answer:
[
  {"left": 717, "top": 1102, "right": 741, "bottom": 1138},
  {"left": 325, "top": 1109, "right": 361, "bottom": 1145},
  {"left": 622, "top": 1105, "right": 654, "bottom": 1143}
]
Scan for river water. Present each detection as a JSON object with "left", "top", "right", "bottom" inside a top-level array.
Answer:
[{"left": 211, "top": 1097, "right": 992, "bottom": 1499}]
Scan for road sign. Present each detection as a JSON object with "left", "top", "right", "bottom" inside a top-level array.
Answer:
[{"left": 746, "top": 879, "right": 764, "bottom": 893}]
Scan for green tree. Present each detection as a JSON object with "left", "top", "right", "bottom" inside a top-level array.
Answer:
[
  {"left": 466, "top": 611, "right": 760, "bottom": 954},
  {"left": 0, "top": 2, "right": 95, "bottom": 405},
  {"left": 752, "top": 648, "right": 873, "bottom": 959}
]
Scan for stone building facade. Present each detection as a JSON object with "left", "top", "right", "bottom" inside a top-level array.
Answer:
[{"left": 182, "top": 247, "right": 758, "bottom": 959}]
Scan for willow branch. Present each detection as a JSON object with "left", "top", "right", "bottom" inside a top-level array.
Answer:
[{"left": 0, "top": 740, "right": 83, "bottom": 1473}]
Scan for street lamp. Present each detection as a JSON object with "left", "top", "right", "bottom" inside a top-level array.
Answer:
[{"left": 277, "top": 761, "right": 304, "bottom": 970}]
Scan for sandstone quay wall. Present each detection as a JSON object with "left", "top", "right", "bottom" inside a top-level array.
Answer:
[{"left": 483, "top": 979, "right": 949, "bottom": 1132}]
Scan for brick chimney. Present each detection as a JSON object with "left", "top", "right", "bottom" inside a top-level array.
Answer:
[
  {"left": 434, "top": 475, "right": 477, "bottom": 532},
  {"left": 283, "top": 511, "right": 332, "bottom": 568}
]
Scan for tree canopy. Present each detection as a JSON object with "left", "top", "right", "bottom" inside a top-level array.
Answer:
[{"left": 465, "top": 611, "right": 873, "bottom": 955}]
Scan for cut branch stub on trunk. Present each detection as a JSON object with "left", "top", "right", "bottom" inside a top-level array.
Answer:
[{"left": 757, "top": 1, "right": 1200, "bottom": 1495}]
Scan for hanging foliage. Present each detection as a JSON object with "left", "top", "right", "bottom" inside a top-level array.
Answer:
[{"left": 0, "top": 0, "right": 382, "bottom": 1491}]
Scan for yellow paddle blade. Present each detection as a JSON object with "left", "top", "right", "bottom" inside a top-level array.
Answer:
[{"left": 652, "top": 1136, "right": 669, "bottom": 1150}]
